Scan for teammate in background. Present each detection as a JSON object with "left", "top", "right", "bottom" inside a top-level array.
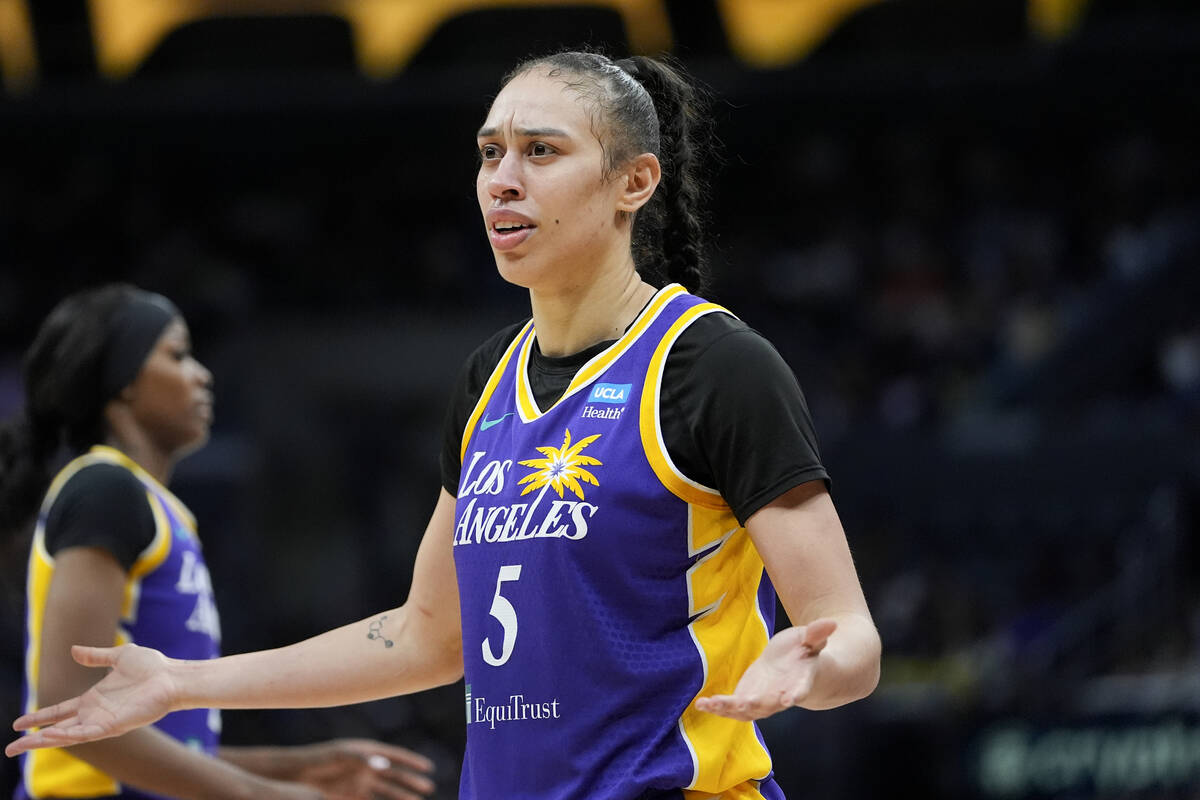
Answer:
[
  {"left": 7, "top": 51, "right": 881, "bottom": 799},
  {"left": 0, "top": 285, "right": 435, "bottom": 800}
]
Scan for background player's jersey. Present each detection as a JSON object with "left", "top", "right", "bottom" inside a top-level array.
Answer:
[
  {"left": 454, "top": 285, "right": 786, "bottom": 800},
  {"left": 19, "top": 446, "right": 221, "bottom": 800}
]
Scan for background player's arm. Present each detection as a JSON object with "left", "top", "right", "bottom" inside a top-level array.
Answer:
[
  {"left": 8, "top": 489, "right": 462, "bottom": 756},
  {"left": 698, "top": 481, "right": 880, "bottom": 719},
  {"left": 37, "top": 548, "right": 323, "bottom": 799}
]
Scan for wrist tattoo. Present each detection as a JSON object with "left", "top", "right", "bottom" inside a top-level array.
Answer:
[{"left": 367, "top": 615, "right": 394, "bottom": 648}]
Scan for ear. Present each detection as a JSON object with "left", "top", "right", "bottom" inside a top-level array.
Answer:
[{"left": 616, "top": 153, "right": 661, "bottom": 214}]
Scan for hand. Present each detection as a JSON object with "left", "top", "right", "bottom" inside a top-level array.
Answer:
[
  {"left": 292, "top": 739, "right": 436, "bottom": 800},
  {"left": 694, "top": 618, "right": 837, "bottom": 721},
  {"left": 6, "top": 644, "right": 176, "bottom": 757}
]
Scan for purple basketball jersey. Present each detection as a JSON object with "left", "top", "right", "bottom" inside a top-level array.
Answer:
[{"left": 454, "top": 286, "right": 786, "bottom": 800}]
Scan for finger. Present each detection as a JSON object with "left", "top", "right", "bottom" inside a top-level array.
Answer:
[
  {"left": 364, "top": 745, "right": 435, "bottom": 774},
  {"left": 12, "top": 698, "right": 81, "bottom": 731},
  {"left": 367, "top": 775, "right": 429, "bottom": 800},
  {"left": 71, "top": 645, "right": 122, "bottom": 669},
  {"left": 801, "top": 618, "right": 838, "bottom": 653},
  {"left": 695, "top": 694, "right": 741, "bottom": 717},
  {"left": 5, "top": 721, "right": 102, "bottom": 757},
  {"left": 380, "top": 766, "right": 437, "bottom": 796}
]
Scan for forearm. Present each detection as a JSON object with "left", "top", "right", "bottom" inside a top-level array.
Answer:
[
  {"left": 219, "top": 744, "right": 324, "bottom": 781},
  {"left": 174, "top": 604, "right": 463, "bottom": 712},
  {"left": 799, "top": 612, "right": 881, "bottom": 710},
  {"left": 66, "top": 727, "right": 309, "bottom": 800}
]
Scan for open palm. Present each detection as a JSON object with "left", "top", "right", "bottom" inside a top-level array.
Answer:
[
  {"left": 6, "top": 644, "right": 177, "bottom": 757},
  {"left": 694, "top": 618, "right": 837, "bottom": 721}
]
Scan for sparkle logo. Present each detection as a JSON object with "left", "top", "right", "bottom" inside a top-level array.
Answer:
[{"left": 517, "top": 429, "right": 602, "bottom": 500}]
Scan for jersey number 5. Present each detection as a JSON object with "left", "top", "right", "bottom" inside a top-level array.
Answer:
[{"left": 482, "top": 564, "right": 522, "bottom": 667}]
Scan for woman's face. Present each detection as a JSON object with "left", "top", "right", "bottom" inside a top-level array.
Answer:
[
  {"left": 476, "top": 69, "right": 631, "bottom": 291},
  {"left": 124, "top": 318, "right": 213, "bottom": 456}
]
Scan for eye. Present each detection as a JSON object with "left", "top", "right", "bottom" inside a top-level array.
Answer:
[
  {"left": 529, "top": 142, "right": 555, "bottom": 157},
  {"left": 479, "top": 143, "right": 501, "bottom": 161}
]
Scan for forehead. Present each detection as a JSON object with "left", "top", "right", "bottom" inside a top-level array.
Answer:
[
  {"left": 480, "top": 70, "right": 595, "bottom": 135},
  {"left": 155, "top": 317, "right": 188, "bottom": 344}
]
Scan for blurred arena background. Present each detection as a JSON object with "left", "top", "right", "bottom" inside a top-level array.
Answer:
[{"left": 1, "top": 1, "right": 1198, "bottom": 797}]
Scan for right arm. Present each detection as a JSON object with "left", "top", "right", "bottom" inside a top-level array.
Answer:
[
  {"left": 181, "top": 487, "right": 463, "bottom": 710},
  {"left": 8, "top": 489, "right": 462, "bottom": 756}
]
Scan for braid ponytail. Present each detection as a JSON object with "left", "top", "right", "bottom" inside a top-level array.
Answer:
[
  {"left": 620, "top": 55, "right": 714, "bottom": 296},
  {"left": 0, "top": 410, "right": 57, "bottom": 538}
]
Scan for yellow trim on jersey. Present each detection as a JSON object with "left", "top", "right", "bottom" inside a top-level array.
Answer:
[
  {"left": 639, "top": 302, "right": 732, "bottom": 509},
  {"left": 684, "top": 781, "right": 768, "bottom": 800},
  {"left": 514, "top": 283, "right": 689, "bottom": 422},
  {"left": 678, "top": 504, "right": 773, "bottom": 795},
  {"left": 22, "top": 446, "right": 185, "bottom": 799},
  {"left": 460, "top": 320, "right": 535, "bottom": 465}
]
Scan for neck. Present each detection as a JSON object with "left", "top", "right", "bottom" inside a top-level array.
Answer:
[
  {"left": 103, "top": 429, "right": 174, "bottom": 485},
  {"left": 529, "top": 263, "right": 657, "bottom": 357}
]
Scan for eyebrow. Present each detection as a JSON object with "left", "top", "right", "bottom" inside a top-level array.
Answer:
[{"left": 476, "top": 126, "right": 571, "bottom": 139}]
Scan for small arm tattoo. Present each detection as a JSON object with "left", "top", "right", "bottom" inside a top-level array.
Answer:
[{"left": 367, "top": 615, "right": 394, "bottom": 648}]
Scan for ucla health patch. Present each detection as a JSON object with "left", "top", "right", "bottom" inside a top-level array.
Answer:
[{"left": 587, "top": 383, "right": 632, "bottom": 404}]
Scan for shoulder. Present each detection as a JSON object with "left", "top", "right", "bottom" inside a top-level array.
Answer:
[
  {"left": 44, "top": 461, "right": 157, "bottom": 567},
  {"left": 668, "top": 311, "right": 795, "bottom": 384},
  {"left": 53, "top": 461, "right": 147, "bottom": 509}
]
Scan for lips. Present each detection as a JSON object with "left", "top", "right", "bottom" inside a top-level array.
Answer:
[{"left": 486, "top": 210, "right": 537, "bottom": 251}]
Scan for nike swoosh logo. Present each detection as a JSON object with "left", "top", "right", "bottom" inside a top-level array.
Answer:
[{"left": 480, "top": 412, "right": 514, "bottom": 431}]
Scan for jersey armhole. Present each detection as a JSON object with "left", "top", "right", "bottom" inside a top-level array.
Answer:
[{"left": 639, "top": 304, "right": 732, "bottom": 510}]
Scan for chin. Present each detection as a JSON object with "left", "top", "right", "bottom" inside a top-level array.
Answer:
[
  {"left": 176, "top": 428, "right": 211, "bottom": 459},
  {"left": 494, "top": 253, "right": 544, "bottom": 290}
]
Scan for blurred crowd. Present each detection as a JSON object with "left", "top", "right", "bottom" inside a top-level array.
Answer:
[{"left": 1, "top": 3, "right": 1198, "bottom": 797}]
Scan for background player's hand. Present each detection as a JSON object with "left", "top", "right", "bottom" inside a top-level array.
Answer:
[
  {"left": 695, "top": 619, "right": 837, "bottom": 721},
  {"left": 289, "top": 738, "right": 436, "bottom": 800},
  {"left": 6, "top": 643, "right": 176, "bottom": 757}
]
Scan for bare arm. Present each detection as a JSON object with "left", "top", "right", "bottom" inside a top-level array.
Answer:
[
  {"left": 8, "top": 489, "right": 462, "bottom": 756},
  {"left": 176, "top": 488, "right": 462, "bottom": 709},
  {"left": 220, "top": 742, "right": 436, "bottom": 799},
  {"left": 696, "top": 481, "right": 880, "bottom": 718}
]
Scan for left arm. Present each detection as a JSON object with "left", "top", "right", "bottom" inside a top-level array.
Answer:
[
  {"left": 695, "top": 480, "right": 880, "bottom": 719},
  {"left": 221, "top": 741, "right": 435, "bottom": 800}
]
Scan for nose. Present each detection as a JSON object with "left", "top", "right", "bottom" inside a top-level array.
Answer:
[
  {"left": 194, "top": 360, "right": 213, "bottom": 391},
  {"left": 487, "top": 150, "right": 525, "bottom": 201}
]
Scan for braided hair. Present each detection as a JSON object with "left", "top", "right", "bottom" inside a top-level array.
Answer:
[{"left": 503, "top": 51, "right": 716, "bottom": 295}]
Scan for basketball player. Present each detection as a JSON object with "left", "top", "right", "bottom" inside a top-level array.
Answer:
[
  {"left": 0, "top": 285, "right": 435, "bottom": 799},
  {"left": 7, "top": 52, "right": 881, "bottom": 799}
]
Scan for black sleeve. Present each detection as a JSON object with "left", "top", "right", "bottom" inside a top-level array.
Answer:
[
  {"left": 43, "top": 463, "right": 157, "bottom": 572},
  {"left": 440, "top": 321, "right": 530, "bottom": 496},
  {"left": 660, "top": 316, "right": 830, "bottom": 526}
]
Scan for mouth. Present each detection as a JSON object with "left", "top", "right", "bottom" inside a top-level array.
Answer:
[{"left": 488, "top": 220, "right": 537, "bottom": 251}]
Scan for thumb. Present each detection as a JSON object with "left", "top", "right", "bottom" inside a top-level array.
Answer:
[
  {"left": 72, "top": 645, "right": 121, "bottom": 668},
  {"left": 801, "top": 618, "right": 838, "bottom": 652}
]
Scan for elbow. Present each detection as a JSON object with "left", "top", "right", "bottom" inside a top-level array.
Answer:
[{"left": 434, "top": 639, "right": 464, "bottom": 686}]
